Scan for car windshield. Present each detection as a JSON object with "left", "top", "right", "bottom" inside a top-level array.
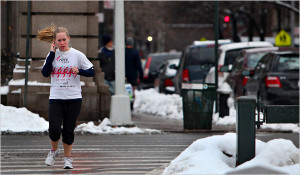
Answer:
[
  {"left": 277, "top": 55, "right": 299, "bottom": 72},
  {"left": 247, "top": 52, "right": 267, "bottom": 68},
  {"left": 149, "top": 54, "right": 181, "bottom": 72},
  {"left": 184, "top": 46, "right": 215, "bottom": 65},
  {"left": 224, "top": 49, "right": 243, "bottom": 66}
]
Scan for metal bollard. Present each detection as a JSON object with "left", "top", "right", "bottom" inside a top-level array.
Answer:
[{"left": 236, "top": 96, "right": 256, "bottom": 166}]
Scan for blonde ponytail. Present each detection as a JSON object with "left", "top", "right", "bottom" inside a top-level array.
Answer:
[{"left": 36, "top": 23, "right": 56, "bottom": 43}]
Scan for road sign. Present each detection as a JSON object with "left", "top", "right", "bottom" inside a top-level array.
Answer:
[{"left": 275, "top": 30, "right": 291, "bottom": 46}]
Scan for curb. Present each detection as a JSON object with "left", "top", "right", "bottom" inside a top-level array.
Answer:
[{"left": 146, "top": 163, "right": 169, "bottom": 175}]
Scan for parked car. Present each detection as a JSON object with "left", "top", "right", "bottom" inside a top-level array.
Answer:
[
  {"left": 206, "top": 41, "right": 274, "bottom": 84},
  {"left": 142, "top": 52, "right": 181, "bottom": 89},
  {"left": 221, "top": 47, "right": 279, "bottom": 101},
  {"left": 244, "top": 51, "right": 299, "bottom": 105},
  {"left": 158, "top": 59, "right": 180, "bottom": 94},
  {"left": 173, "top": 40, "right": 231, "bottom": 94}
]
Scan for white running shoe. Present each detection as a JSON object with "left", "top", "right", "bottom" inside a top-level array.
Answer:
[
  {"left": 45, "top": 149, "right": 60, "bottom": 166},
  {"left": 63, "top": 157, "right": 73, "bottom": 169}
]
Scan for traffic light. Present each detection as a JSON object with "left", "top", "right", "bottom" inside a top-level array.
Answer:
[{"left": 224, "top": 15, "right": 230, "bottom": 23}]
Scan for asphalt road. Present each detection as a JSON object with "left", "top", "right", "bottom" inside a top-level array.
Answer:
[
  {"left": 1, "top": 133, "right": 217, "bottom": 174},
  {"left": 1, "top": 112, "right": 298, "bottom": 174},
  {"left": 1, "top": 132, "right": 298, "bottom": 175}
]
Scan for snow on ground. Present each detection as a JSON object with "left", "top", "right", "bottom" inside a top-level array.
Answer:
[
  {"left": 1, "top": 88, "right": 299, "bottom": 174},
  {"left": 134, "top": 88, "right": 300, "bottom": 133},
  {"left": 162, "top": 133, "right": 300, "bottom": 175},
  {"left": 75, "top": 118, "right": 161, "bottom": 134},
  {"left": 0, "top": 104, "right": 49, "bottom": 132},
  {"left": 0, "top": 104, "right": 160, "bottom": 134},
  {"left": 1, "top": 88, "right": 298, "bottom": 133},
  {"left": 134, "top": 88, "right": 183, "bottom": 119}
]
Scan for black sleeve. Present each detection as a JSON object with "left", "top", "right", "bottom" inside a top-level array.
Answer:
[
  {"left": 78, "top": 67, "right": 95, "bottom": 77},
  {"left": 41, "top": 51, "right": 55, "bottom": 77}
]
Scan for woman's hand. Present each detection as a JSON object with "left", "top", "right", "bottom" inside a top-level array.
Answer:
[
  {"left": 71, "top": 67, "right": 79, "bottom": 74},
  {"left": 50, "top": 42, "right": 57, "bottom": 52}
]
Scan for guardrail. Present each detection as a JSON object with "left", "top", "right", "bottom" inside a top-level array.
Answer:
[{"left": 236, "top": 96, "right": 299, "bottom": 166}]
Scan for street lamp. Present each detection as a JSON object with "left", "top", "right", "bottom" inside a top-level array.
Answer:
[{"left": 147, "top": 36, "right": 153, "bottom": 42}]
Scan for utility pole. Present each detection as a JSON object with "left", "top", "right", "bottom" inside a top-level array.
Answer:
[
  {"left": 290, "top": 1, "right": 295, "bottom": 47},
  {"left": 24, "top": 1, "right": 31, "bottom": 108},
  {"left": 214, "top": 1, "right": 219, "bottom": 112},
  {"left": 109, "top": 0, "right": 133, "bottom": 126}
]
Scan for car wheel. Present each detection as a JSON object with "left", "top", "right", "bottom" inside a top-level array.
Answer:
[{"left": 159, "top": 84, "right": 164, "bottom": 93}]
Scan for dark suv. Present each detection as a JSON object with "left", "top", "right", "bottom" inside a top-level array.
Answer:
[
  {"left": 173, "top": 40, "right": 231, "bottom": 94},
  {"left": 244, "top": 51, "right": 299, "bottom": 105},
  {"left": 142, "top": 52, "right": 181, "bottom": 89}
]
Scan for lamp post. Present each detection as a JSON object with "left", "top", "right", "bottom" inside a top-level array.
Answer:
[
  {"left": 109, "top": 0, "right": 133, "bottom": 126},
  {"left": 24, "top": 1, "right": 31, "bottom": 107}
]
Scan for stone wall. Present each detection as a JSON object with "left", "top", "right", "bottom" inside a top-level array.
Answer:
[{"left": 7, "top": 1, "right": 110, "bottom": 122}]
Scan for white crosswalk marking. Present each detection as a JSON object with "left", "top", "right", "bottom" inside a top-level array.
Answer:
[{"left": 1, "top": 134, "right": 201, "bottom": 174}]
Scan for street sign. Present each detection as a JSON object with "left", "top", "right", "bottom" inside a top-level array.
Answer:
[
  {"left": 200, "top": 37, "right": 207, "bottom": 41},
  {"left": 275, "top": 30, "right": 291, "bottom": 46}
]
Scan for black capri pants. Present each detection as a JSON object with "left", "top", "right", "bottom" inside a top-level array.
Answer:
[{"left": 48, "top": 101, "right": 82, "bottom": 145}]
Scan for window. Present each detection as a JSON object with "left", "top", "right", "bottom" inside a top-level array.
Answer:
[
  {"left": 247, "top": 52, "right": 268, "bottom": 69},
  {"left": 277, "top": 55, "right": 299, "bottom": 72}
]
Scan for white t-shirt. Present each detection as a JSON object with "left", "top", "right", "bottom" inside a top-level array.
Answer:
[{"left": 46, "top": 48, "right": 93, "bottom": 100}]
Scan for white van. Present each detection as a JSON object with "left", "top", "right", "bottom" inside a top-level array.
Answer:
[{"left": 205, "top": 41, "right": 274, "bottom": 85}]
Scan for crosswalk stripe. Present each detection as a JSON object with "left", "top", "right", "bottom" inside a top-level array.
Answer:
[
  {"left": 1, "top": 150, "right": 182, "bottom": 154},
  {"left": 1, "top": 160, "right": 170, "bottom": 165},
  {"left": 1, "top": 144, "right": 188, "bottom": 148},
  {"left": 1, "top": 163, "right": 165, "bottom": 168},
  {"left": 1, "top": 157, "right": 172, "bottom": 161}
]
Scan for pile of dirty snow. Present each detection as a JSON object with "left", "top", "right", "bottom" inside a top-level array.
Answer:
[
  {"left": 0, "top": 105, "right": 160, "bottom": 134},
  {"left": 163, "top": 133, "right": 299, "bottom": 175},
  {"left": 0, "top": 104, "right": 49, "bottom": 132},
  {"left": 134, "top": 88, "right": 183, "bottom": 119},
  {"left": 75, "top": 118, "right": 161, "bottom": 134}
]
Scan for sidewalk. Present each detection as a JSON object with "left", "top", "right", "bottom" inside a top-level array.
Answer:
[
  {"left": 131, "top": 112, "right": 295, "bottom": 133},
  {"left": 132, "top": 112, "right": 236, "bottom": 133}
]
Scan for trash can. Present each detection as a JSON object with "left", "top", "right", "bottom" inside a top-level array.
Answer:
[{"left": 182, "top": 83, "right": 216, "bottom": 130}]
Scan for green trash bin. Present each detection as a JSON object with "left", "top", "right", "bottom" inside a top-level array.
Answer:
[{"left": 182, "top": 83, "right": 216, "bottom": 130}]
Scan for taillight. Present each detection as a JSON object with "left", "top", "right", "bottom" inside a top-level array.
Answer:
[
  {"left": 218, "top": 65, "right": 223, "bottom": 72},
  {"left": 143, "top": 57, "right": 152, "bottom": 79},
  {"left": 218, "top": 65, "right": 224, "bottom": 77},
  {"left": 242, "top": 76, "right": 249, "bottom": 86},
  {"left": 164, "top": 78, "right": 174, "bottom": 86},
  {"left": 182, "top": 69, "right": 190, "bottom": 82},
  {"left": 265, "top": 76, "right": 282, "bottom": 88}
]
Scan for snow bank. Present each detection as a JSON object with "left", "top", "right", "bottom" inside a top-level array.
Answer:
[
  {"left": 0, "top": 104, "right": 49, "bottom": 132},
  {"left": 75, "top": 118, "right": 161, "bottom": 134},
  {"left": 163, "top": 133, "right": 299, "bottom": 175},
  {"left": 135, "top": 90, "right": 299, "bottom": 133},
  {"left": 0, "top": 86, "right": 9, "bottom": 95},
  {"left": 134, "top": 88, "right": 183, "bottom": 119},
  {"left": 0, "top": 105, "right": 161, "bottom": 134}
]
